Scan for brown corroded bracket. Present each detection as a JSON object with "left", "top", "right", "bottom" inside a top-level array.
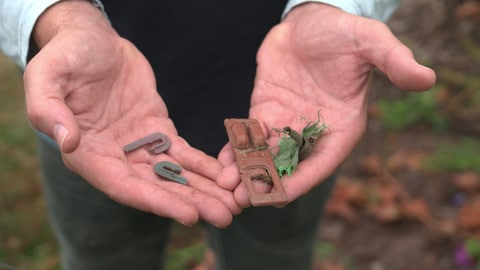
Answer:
[{"left": 224, "top": 118, "right": 288, "bottom": 207}]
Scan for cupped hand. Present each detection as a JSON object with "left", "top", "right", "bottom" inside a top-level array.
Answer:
[
  {"left": 24, "top": 1, "right": 240, "bottom": 227},
  {"left": 217, "top": 3, "right": 436, "bottom": 207}
]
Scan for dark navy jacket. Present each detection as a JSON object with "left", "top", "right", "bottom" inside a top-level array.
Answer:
[{"left": 101, "top": 1, "right": 288, "bottom": 155}]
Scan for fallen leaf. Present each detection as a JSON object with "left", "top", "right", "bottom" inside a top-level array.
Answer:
[
  {"left": 401, "top": 198, "right": 432, "bottom": 223},
  {"left": 324, "top": 177, "right": 369, "bottom": 223},
  {"left": 452, "top": 172, "right": 480, "bottom": 193},
  {"left": 335, "top": 178, "right": 366, "bottom": 205},
  {"left": 434, "top": 219, "right": 458, "bottom": 237},
  {"left": 359, "top": 154, "right": 383, "bottom": 176},
  {"left": 456, "top": 1, "right": 480, "bottom": 20},
  {"left": 324, "top": 199, "right": 359, "bottom": 223},
  {"left": 458, "top": 196, "right": 480, "bottom": 231},
  {"left": 387, "top": 149, "right": 427, "bottom": 173},
  {"left": 367, "top": 103, "right": 380, "bottom": 118},
  {"left": 369, "top": 201, "right": 402, "bottom": 223},
  {"left": 314, "top": 260, "right": 345, "bottom": 270}
]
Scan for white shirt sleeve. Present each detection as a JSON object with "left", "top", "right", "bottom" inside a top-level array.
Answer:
[
  {"left": 0, "top": 0, "right": 105, "bottom": 68},
  {"left": 283, "top": 0, "right": 401, "bottom": 22}
]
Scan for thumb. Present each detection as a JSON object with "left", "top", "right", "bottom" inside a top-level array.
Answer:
[
  {"left": 23, "top": 58, "right": 81, "bottom": 153},
  {"left": 360, "top": 21, "right": 436, "bottom": 91},
  {"left": 376, "top": 44, "right": 436, "bottom": 91}
]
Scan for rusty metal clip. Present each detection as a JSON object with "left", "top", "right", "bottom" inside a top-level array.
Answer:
[{"left": 224, "top": 118, "right": 288, "bottom": 207}]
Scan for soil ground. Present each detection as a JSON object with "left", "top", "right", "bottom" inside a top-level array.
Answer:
[{"left": 313, "top": 1, "right": 480, "bottom": 269}]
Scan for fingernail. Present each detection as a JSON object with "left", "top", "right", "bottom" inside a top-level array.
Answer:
[
  {"left": 54, "top": 124, "right": 69, "bottom": 151},
  {"left": 179, "top": 220, "right": 193, "bottom": 227}
]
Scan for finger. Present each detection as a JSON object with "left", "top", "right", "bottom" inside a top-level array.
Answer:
[
  {"left": 217, "top": 143, "right": 236, "bottom": 166},
  {"left": 189, "top": 188, "right": 234, "bottom": 228},
  {"left": 123, "top": 149, "right": 242, "bottom": 220},
  {"left": 233, "top": 183, "right": 252, "bottom": 208},
  {"left": 108, "top": 177, "right": 201, "bottom": 226},
  {"left": 180, "top": 168, "right": 242, "bottom": 216},
  {"left": 166, "top": 139, "right": 242, "bottom": 213},
  {"left": 168, "top": 137, "right": 223, "bottom": 180},
  {"left": 64, "top": 153, "right": 201, "bottom": 225},
  {"left": 126, "top": 161, "right": 237, "bottom": 226},
  {"left": 66, "top": 150, "right": 237, "bottom": 227},
  {"left": 375, "top": 43, "right": 436, "bottom": 91},
  {"left": 123, "top": 158, "right": 238, "bottom": 226},
  {"left": 279, "top": 132, "right": 352, "bottom": 201},
  {"left": 280, "top": 161, "right": 331, "bottom": 203},
  {"left": 359, "top": 20, "right": 436, "bottom": 91},
  {"left": 120, "top": 133, "right": 241, "bottom": 216},
  {"left": 216, "top": 164, "right": 241, "bottom": 191},
  {"left": 24, "top": 54, "right": 81, "bottom": 153},
  {"left": 154, "top": 180, "right": 235, "bottom": 228}
]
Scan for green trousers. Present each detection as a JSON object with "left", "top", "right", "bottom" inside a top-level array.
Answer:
[{"left": 38, "top": 137, "right": 334, "bottom": 270}]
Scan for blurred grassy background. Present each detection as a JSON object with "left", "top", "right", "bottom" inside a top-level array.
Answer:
[{"left": 0, "top": 54, "right": 59, "bottom": 269}]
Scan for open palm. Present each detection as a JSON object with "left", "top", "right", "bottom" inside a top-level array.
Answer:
[
  {"left": 24, "top": 20, "right": 239, "bottom": 227},
  {"left": 218, "top": 4, "right": 435, "bottom": 207}
]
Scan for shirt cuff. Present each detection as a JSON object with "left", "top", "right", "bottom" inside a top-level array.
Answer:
[
  {"left": 0, "top": 0, "right": 106, "bottom": 68},
  {"left": 283, "top": 0, "right": 400, "bottom": 22},
  {"left": 0, "top": 0, "right": 60, "bottom": 68}
]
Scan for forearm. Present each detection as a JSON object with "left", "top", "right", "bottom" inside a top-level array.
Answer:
[
  {"left": 0, "top": 0, "right": 106, "bottom": 68},
  {"left": 283, "top": 0, "right": 401, "bottom": 21}
]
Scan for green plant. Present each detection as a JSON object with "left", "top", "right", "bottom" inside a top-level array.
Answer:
[
  {"left": 377, "top": 86, "right": 447, "bottom": 131},
  {"left": 165, "top": 243, "right": 205, "bottom": 270},
  {"left": 423, "top": 137, "right": 480, "bottom": 172},
  {"left": 313, "top": 241, "right": 356, "bottom": 270},
  {"left": 314, "top": 242, "right": 336, "bottom": 260}
]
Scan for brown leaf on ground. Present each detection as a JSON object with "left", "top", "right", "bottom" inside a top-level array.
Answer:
[
  {"left": 367, "top": 103, "right": 380, "bottom": 118},
  {"left": 401, "top": 198, "right": 432, "bottom": 223},
  {"left": 387, "top": 149, "right": 427, "bottom": 173},
  {"left": 369, "top": 201, "right": 402, "bottom": 223},
  {"left": 359, "top": 154, "right": 384, "bottom": 176},
  {"left": 434, "top": 219, "right": 458, "bottom": 238},
  {"left": 452, "top": 172, "right": 480, "bottom": 193},
  {"left": 335, "top": 177, "right": 366, "bottom": 205},
  {"left": 193, "top": 249, "right": 215, "bottom": 270},
  {"left": 324, "top": 177, "right": 366, "bottom": 223},
  {"left": 455, "top": 1, "right": 480, "bottom": 20},
  {"left": 324, "top": 198, "right": 359, "bottom": 224},
  {"left": 367, "top": 180, "right": 406, "bottom": 223},
  {"left": 381, "top": 184, "right": 399, "bottom": 203},
  {"left": 314, "top": 260, "right": 345, "bottom": 270},
  {"left": 373, "top": 180, "right": 403, "bottom": 204},
  {"left": 458, "top": 196, "right": 480, "bottom": 231}
]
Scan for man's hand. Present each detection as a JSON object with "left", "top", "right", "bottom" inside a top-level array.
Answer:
[
  {"left": 24, "top": 0, "right": 240, "bottom": 227},
  {"left": 217, "top": 3, "right": 436, "bottom": 207}
]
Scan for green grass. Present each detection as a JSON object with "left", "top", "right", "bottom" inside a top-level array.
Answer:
[
  {"left": 423, "top": 137, "right": 480, "bottom": 173},
  {"left": 377, "top": 86, "right": 448, "bottom": 132},
  {"left": 314, "top": 241, "right": 356, "bottom": 270},
  {"left": 0, "top": 54, "right": 59, "bottom": 269},
  {"left": 165, "top": 242, "right": 206, "bottom": 270}
]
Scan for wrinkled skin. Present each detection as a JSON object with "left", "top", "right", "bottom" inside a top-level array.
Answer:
[
  {"left": 24, "top": 1, "right": 240, "bottom": 227},
  {"left": 23, "top": 1, "right": 435, "bottom": 223},
  {"left": 216, "top": 3, "right": 436, "bottom": 208}
]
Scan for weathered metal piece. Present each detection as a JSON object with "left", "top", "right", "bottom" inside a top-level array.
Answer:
[
  {"left": 124, "top": 132, "right": 171, "bottom": 154},
  {"left": 154, "top": 161, "right": 188, "bottom": 185},
  {"left": 224, "top": 118, "right": 288, "bottom": 207}
]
